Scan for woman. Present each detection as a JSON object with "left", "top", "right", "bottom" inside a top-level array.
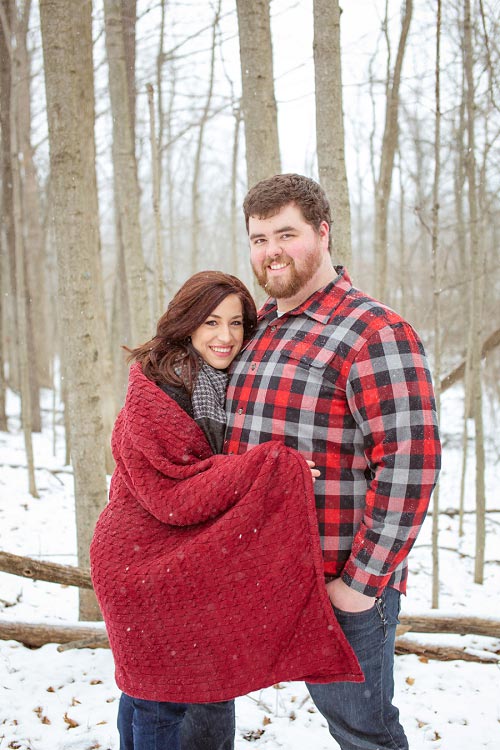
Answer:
[{"left": 90, "top": 271, "right": 361, "bottom": 750}]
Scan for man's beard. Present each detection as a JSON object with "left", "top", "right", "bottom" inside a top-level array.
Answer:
[{"left": 252, "top": 247, "right": 323, "bottom": 299}]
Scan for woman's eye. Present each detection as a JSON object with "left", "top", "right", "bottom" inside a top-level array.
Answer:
[
  {"left": 205, "top": 320, "right": 217, "bottom": 326},
  {"left": 231, "top": 320, "right": 243, "bottom": 326}
]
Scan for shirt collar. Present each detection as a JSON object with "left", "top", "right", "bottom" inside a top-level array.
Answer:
[{"left": 258, "top": 266, "right": 353, "bottom": 325}]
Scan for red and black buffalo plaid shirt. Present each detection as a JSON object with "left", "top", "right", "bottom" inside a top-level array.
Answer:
[{"left": 224, "top": 269, "right": 441, "bottom": 597}]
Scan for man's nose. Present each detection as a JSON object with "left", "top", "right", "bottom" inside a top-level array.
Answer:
[{"left": 266, "top": 238, "right": 283, "bottom": 257}]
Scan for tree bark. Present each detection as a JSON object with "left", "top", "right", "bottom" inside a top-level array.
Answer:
[
  {"left": 191, "top": 0, "right": 221, "bottom": 272},
  {"left": 463, "top": 0, "right": 486, "bottom": 585},
  {"left": 0, "top": 621, "right": 108, "bottom": 649},
  {"left": 2, "top": 614, "right": 499, "bottom": 658},
  {"left": 235, "top": 0, "right": 281, "bottom": 188},
  {"left": 0, "top": 551, "right": 92, "bottom": 589},
  {"left": 0, "top": 0, "right": 15, "bottom": 425},
  {"left": 146, "top": 83, "right": 165, "bottom": 320},
  {"left": 430, "top": 0, "right": 442, "bottom": 610},
  {"left": 398, "top": 613, "right": 500, "bottom": 638},
  {"left": 313, "top": 0, "right": 352, "bottom": 266},
  {"left": 39, "top": 0, "right": 109, "bottom": 620},
  {"left": 14, "top": 0, "right": 44, "bottom": 431},
  {"left": 374, "top": 0, "right": 413, "bottom": 301},
  {"left": 394, "top": 638, "right": 499, "bottom": 663},
  {"left": 440, "top": 328, "right": 500, "bottom": 392},
  {"left": 3, "top": 4, "right": 38, "bottom": 497},
  {"left": 104, "top": 0, "right": 152, "bottom": 345}
]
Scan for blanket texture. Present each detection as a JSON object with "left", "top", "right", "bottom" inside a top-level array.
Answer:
[{"left": 90, "top": 364, "right": 363, "bottom": 702}]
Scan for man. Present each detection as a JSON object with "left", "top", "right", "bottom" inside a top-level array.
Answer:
[{"left": 222, "top": 173, "right": 441, "bottom": 749}]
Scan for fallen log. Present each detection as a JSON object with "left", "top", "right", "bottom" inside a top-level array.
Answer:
[
  {"left": 0, "top": 551, "right": 92, "bottom": 589},
  {"left": 440, "top": 327, "right": 500, "bottom": 392},
  {"left": 395, "top": 637, "right": 499, "bottom": 663},
  {"left": 398, "top": 614, "right": 500, "bottom": 638},
  {"left": 2, "top": 613, "right": 500, "bottom": 659},
  {"left": 0, "top": 620, "right": 108, "bottom": 648}
]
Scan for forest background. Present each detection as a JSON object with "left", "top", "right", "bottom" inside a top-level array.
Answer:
[{"left": 0, "top": 0, "right": 499, "bottom": 658}]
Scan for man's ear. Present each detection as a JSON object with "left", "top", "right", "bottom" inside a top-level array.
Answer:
[{"left": 319, "top": 220, "right": 330, "bottom": 250}]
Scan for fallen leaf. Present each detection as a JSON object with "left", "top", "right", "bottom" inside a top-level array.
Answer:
[
  {"left": 405, "top": 677, "right": 415, "bottom": 685},
  {"left": 71, "top": 697, "right": 81, "bottom": 706},
  {"left": 418, "top": 656, "right": 429, "bottom": 663},
  {"left": 262, "top": 716, "right": 272, "bottom": 726},
  {"left": 64, "top": 712, "right": 79, "bottom": 729},
  {"left": 243, "top": 728, "right": 265, "bottom": 741},
  {"left": 90, "top": 679, "right": 103, "bottom": 685},
  {"left": 289, "top": 711, "right": 296, "bottom": 721}
]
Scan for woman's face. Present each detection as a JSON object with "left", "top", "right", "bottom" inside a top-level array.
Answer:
[{"left": 191, "top": 294, "right": 244, "bottom": 369}]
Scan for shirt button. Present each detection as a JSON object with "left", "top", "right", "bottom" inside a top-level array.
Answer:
[
  {"left": 237, "top": 408, "right": 243, "bottom": 415},
  {"left": 250, "top": 364, "right": 256, "bottom": 371},
  {"left": 270, "top": 325, "right": 277, "bottom": 332}
]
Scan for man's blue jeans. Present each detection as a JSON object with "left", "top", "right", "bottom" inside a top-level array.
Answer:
[{"left": 306, "top": 586, "right": 409, "bottom": 749}]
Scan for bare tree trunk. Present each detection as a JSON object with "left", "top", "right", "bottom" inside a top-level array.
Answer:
[
  {"left": 163, "top": 58, "right": 176, "bottom": 296},
  {"left": 40, "top": 0, "right": 109, "bottom": 620},
  {"left": 191, "top": 0, "right": 221, "bottom": 272},
  {"left": 0, "top": 0, "right": 11, "bottom": 431},
  {"left": 313, "top": 0, "right": 352, "bottom": 266},
  {"left": 155, "top": 0, "right": 173, "bottom": 297},
  {"left": 463, "top": 0, "right": 486, "bottom": 585},
  {"left": 1, "top": 1, "right": 38, "bottom": 494},
  {"left": 146, "top": 83, "right": 165, "bottom": 320},
  {"left": 0, "top": 0, "right": 18, "bottom": 401},
  {"left": 121, "top": 0, "right": 137, "bottom": 141},
  {"left": 397, "top": 151, "right": 407, "bottom": 318},
  {"left": 235, "top": 0, "right": 281, "bottom": 188},
  {"left": 104, "top": 0, "right": 151, "bottom": 345},
  {"left": 9, "top": 36, "right": 38, "bottom": 498},
  {"left": 230, "top": 104, "right": 242, "bottom": 277},
  {"left": 374, "top": 0, "right": 413, "bottom": 301},
  {"left": 14, "top": 0, "right": 44, "bottom": 432},
  {"left": 430, "top": 0, "right": 442, "bottom": 609}
]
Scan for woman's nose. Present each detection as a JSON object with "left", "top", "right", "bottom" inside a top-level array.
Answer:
[{"left": 216, "top": 325, "right": 233, "bottom": 342}]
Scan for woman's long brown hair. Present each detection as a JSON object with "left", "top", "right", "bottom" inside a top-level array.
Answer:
[{"left": 125, "top": 271, "right": 257, "bottom": 393}]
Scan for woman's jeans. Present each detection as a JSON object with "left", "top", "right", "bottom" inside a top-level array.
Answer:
[
  {"left": 119, "top": 588, "right": 406, "bottom": 750},
  {"left": 306, "top": 586, "right": 409, "bottom": 750},
  {"left": 117, "top": 692, "right": 235, "bottom": 750}
]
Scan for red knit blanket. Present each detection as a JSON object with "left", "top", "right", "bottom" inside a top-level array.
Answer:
[{"left": 90, "top": 364, "right": 363, "bottom": 702}]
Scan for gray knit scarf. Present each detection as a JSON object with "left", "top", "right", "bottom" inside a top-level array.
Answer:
[{"left": 191, "top": 363, "right": 228, "bottom": 454}]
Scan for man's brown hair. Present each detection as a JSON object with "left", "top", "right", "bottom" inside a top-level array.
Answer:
[{"left": 243, "top": 173, "right": 332, "bottom": 251}]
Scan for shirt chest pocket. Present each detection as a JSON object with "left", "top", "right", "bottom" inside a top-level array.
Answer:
[
  {"left": 276, "top": 342, "right": 346, "bottom": 411},
  {"left": 278, "top": 331, "right": 346, "bottom": 385}
]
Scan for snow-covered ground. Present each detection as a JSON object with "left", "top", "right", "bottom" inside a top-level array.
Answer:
[{"left": 1, "top": 386, "right": 499, "bottom": 750}]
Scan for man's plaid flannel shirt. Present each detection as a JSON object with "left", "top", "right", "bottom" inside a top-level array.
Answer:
[{"left": 224, "top": 269, "right": 441, "bottom": 597}]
